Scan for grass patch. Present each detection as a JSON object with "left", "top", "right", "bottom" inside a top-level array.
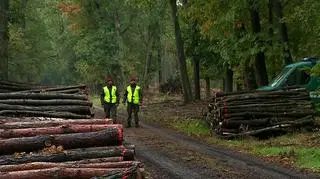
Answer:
[
  {"left": 89, "top": 95, "right": 101, "bottom": 106},
  {"left": 171, "top": 119, "right": 211, "bottom": 137},
  {"left": 170, "top": 118, "right": 320, "bottom": 172},
  {"left": 296, "top": 148, "right": 320, "bottom": 169}
]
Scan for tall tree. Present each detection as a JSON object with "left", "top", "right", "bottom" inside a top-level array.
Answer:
[
  {"left": 273, "top": 0, "right": 292, "bottom": 65},
  {"left": 0, "top": 0, "right": 9, "bottom": 80},
  {"left": 248, "top": 0, "right": 268, "bottom": 87},
  {"left": 169, "top": 0, "right": 192, "bottom": 102}
]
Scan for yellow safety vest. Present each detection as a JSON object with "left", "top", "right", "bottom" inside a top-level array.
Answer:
[
  {"left": 127, "top": 86, "right": 140, "bottom": 104},
  {"left": 103, "top": 86, "right": 117, "bottom": 103}
]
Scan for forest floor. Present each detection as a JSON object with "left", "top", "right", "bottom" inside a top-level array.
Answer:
[{"left": 92, "top": 94, "right": 320, "bottom": 179}]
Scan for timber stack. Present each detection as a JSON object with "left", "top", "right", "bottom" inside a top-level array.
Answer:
[
  {"left": 0, "top": 80, "right": 92, "bottom": 119},
  {"left": 205, "top": 87, "right": 316, "bottom": 138},
  {"left": 0, "top": 118, "right": 144, "bottom": 179}
]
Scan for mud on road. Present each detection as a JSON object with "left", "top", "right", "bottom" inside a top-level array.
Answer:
[{"left": 94, "top": 105, "right": 319, "bottom": 179}]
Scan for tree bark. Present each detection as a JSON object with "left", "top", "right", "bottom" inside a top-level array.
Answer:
[
  {"left": 169, "top": 0, "right": 193, "bottom": 102},
  {"left": 17, "top": 84, "right": 87, "bottom": 93},
  {"left": 0, "top": 128, "right": 123, "bottom": 154},
  {"left": 0, "top": 93, "right": 87, "bottom": 100},
  {"left": 205, "top": 76, "right": 210, "bottom": 98},
  {"left": 0, "top": 161, "right": 140, "bottom": 172},
  {"left": 273, "top": 0, "right": 293, "bottom": 65},
  {"left": 0, "top": 0, "right": 9, "bottom": 80},
  {"left": 268, "top": 0, "right": 274, "bottom": 42},
  {"left": 0, "top": 103, "right": 91, "bottom": 113},
  {"left": 0, "top": 146, "right": 134, "bottom": 165},
  {"left": 248, "top": 0, "right": 269, "bottom": 87},
  {"left": 0, "top": 124, "right": 118, "bottom": 138},
  {"left": 0, "top": 119, "right": 113, "bottom": 129},
  {"left": 224, "top": 66, "right": 233, "bottom": 93},
  {"left": 0, "top": 167, "right": 134, "bottom": 179},
  {"left": 243, "top": 59, "right": 257, "bottom": 90},
  {"left": 0, "top": 110, "right": 92, "bottom": 119},
  {"left": 193, "top": 56, "right": 200, "bottom": 100},
  {"left": 0, "top": 99, "right": 92, "bottom": 106}
]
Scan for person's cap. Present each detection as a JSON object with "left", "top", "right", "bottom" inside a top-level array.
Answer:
[
  {"left": 106, "top": 77, "right": 113, "bottom": 82},
  {"left": 130, "top": 77, "right": 137, "bottom": 82}
]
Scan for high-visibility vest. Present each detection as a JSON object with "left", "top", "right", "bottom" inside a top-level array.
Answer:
[
  {"left": 103, "top": 86, "right": 117, "bottom": 103},
  {"left": 127, "top": 85, "right": 140, "bottom": 104}
]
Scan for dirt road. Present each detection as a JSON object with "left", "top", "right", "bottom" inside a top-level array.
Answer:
[{"left": 94, "top": 105, "right": 319, "bottom": 179}]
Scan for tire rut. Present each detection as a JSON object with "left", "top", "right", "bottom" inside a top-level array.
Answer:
[{"left": 141, "top": 122, "right": 319, "bottom": 179}]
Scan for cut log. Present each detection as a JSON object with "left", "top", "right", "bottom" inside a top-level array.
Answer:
[
  {"left": 222, "top": 118, "right": 270, "bottom": 127},
  {"left": 0, "top": 161, "right": 140, "bottom": 172},
  {"left": 0, "top": 119, "right": 113, "bottom": 129},
  {"left": 0, "top": 167, "right": 135, "bottom": 179},
  {"left": 64, "top": 157, "right": 124, "bottom": 164},
  {"left": 0, "top": 93, "right": 87, "bottom": 100},
  {"left": 0, "top": 110, "right": 92, "bottom": 119},
  {"left": 0, "top": 99, "right": 92, "bottom": 106},
  {"left": 0, "top": 103, "right": 91, "bottom": 114},
  {"left": 0, "top": 146, "right": 134, "bottom": 165},
  {"left": 0, "top": 124, "right": 119, "bottom": 138},
  {"left": 0, "top": 127, "right": 123, "bottom": 154},
  {"left": 16, "top": 84, "right": 87, "bottom": 93}
]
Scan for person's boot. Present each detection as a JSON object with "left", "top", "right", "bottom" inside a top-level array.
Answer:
[
  {"left": 126, "top": 120, "right": 131, "bottom": 128},
  {"left": 135, "top": 123, "right": 140, "bottom": 128}
]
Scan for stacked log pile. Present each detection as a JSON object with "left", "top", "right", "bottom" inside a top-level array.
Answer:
[
  {"left": 0, "top": 118, "right": 144, "bottom": 179},
  {"left": 0, "top": 81, "right": 92, "bottom": 119},
  {"left": 205, "top": 87, "right": 316, "bottom": 138}
]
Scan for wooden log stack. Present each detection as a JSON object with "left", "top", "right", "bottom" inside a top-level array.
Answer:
[
  {"left": 0, "top": 118, "right": 144, "bottom": 179},
  {"left": 205, "top": 87, "right": 316, "bottom": 138},
  {"left": 0, "top": 81, "right": 92, "bottom": 119}
]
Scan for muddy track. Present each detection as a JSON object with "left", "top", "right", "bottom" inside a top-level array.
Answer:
[
  {"left": 139, "top": 122, "right": 319, "bottom": 179},
  {"left": 94, "top": 105, "right": 319, "bottom": 179}
]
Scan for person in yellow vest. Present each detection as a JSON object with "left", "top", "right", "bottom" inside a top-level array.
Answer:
[
  {"left": 100, "top": 77, "right": 119, "bottom": 123},
  {"left": 123, "top": 77, "right": 143, "bottom": 128}
]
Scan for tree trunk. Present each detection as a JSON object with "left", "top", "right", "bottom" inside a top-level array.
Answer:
[
  {"left": 169, "top": 0, "right": 193, "bottom": 102},
  {"left": 0, "top": 146, "right": 134, "bottom": 165},
  {"left": 0, "top": 167, "right": 134, "bottom": 179},
  {"left": 193, "top": 56, "right": 200, "bottom": 100},
  {"left": 225, "top": 66, "right": 233, "bottom": 93},
  {"left": 19, "top": 0, "right": 28, "bottom": 29},
  {"left": 0, "top": 110, "right": 92, "bottom": 119},
  {"left": 158, "top": 47, "right": 162, "bottom": 85},
  {"left": 243, "top": 59, "right": 257, "bottom": 90},
  {"left": 0, "top": 99, "right": 92, "bottom": 106},
  {"left": 0, "top": 128, "right": 123, "bottom": 154},
  {"left": 0, "top": 103, "right": 91, "bottom": 114},
  {"left": 0, "top": 0, "right": 9, "bottom": 80},
  {"left": 0, "top": 161, "right": 140, "bottom": 172},
  {"left": 273, "top": 0, "right": 293, "bottom": 65},
  {"left": 0, "top": 119, "right": 112, "bottom": 129},
  {"left": 0, "top": 124, "right": 117, "bottom": 138},
  {"left": 0, "top": 92, "right": 87, "bottom": 100},
  {"left": 268, "top": 0, "right": 274, "bottom": 42},
  {"left": 63, "top": 157, "right": 123, "bottom": 164},
  {"left": 205, "top": 76, "right": 210, "bottom": 98},
  {"left": 17, "top": 84, "right": 87, "bottom": 93},
  {"left": 248, "top": 0, "right": 269, "bottom": 87}
]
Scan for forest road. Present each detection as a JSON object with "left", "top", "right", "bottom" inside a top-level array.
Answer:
[{"left": 94, "top": 105, "right": 319, "bottom": 179}]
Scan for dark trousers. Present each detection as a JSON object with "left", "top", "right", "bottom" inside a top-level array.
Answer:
[
  {"left": 127, "top": 103, "right": 139, "bottom": 127},
  {"left": 103, "top": 103, "right": 117, "bottom": 123}
]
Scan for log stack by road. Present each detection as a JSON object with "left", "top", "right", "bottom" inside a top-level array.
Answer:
[
  {"left": 0, "top": 81, "right": 92, "bottom": 119},
  {"left": 0, "top": 118, "right": 144, "bottom": 179},
  {"left": 205, "top": 87, "right": 316, "bottom": 138}
]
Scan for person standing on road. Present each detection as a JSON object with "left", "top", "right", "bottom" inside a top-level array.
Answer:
[
  {"left": 123, "top": 77, "right": 143, "bottom": 128},
  {"left": 100, "top": 77, "right": 119, "bottom": 123}
]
